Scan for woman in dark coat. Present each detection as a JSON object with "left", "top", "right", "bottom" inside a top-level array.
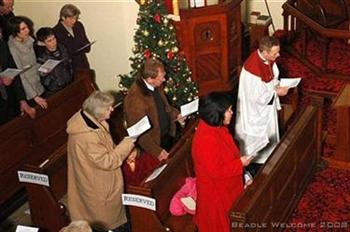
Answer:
[
  {"left": 53, "top": 4, "right": 91, "bottom": 72},
  {"left": 191, "top": 92, "right": 252, "bottom": 232}
]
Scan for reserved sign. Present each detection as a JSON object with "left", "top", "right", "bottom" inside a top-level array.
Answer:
[
  {"left": 122, "top": 193, "right": 156, "bottom": 211},
  {"left": 17, "top": 171, "right": 50, "bottom": 187}
]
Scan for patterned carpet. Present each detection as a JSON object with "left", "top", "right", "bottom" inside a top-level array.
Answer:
[{"left": 276, "top": 35, "right": 350, "bottom": 232}]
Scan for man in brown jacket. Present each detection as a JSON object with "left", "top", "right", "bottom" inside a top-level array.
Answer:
[{"left": 124, "top": 58, "right": 184, "bottom": 161}]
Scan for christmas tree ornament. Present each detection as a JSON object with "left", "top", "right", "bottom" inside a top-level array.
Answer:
[
  {"left": 153, "top": 13, "right": 161, "bottom": 23},
  {"left": 158, "top": 40, "right": 164, "bottom": 46},
  {"left": 171, "top": 46, "right": 179, "bottom": 53},
  {"left": 132, "top": 46, "right": 139, "bottom": 53},
  {"left": 144, "top": 49, "right": 152, "bottom": 58},
  {"left": 143, "top": 30, "right": 149, "bottom": 36},
  {"left": 167, "top": 51, "right": 174, "bottom": 60}
]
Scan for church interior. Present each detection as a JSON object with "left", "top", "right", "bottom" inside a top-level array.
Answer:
[{"left": 1, "top": 0, "right": 350, "bottom": 231}]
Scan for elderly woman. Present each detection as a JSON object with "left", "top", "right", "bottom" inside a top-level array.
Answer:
[
  {"left": 53, "top": 4, "right": 91, "bottom": 71},
  {"left": 7, "top": 16, "right": 47, "bottom": 108},
  {"left": 191, "top": 92, "right": 252, "bottom": 232},
  {"left": 66, "top": 91, "right": 135, "bottom": 232}
]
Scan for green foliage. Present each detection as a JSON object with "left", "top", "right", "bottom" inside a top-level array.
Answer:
[{"left": 118, "top": 0, "right": 198, "bottom": 108}]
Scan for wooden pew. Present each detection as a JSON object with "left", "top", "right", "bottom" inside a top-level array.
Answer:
[
  {"left": 20, "top": 98, "right": 128, "bottom": 232},
  {"left": 126, "top": 120, "right": 197, "bottom": 232},
  {"left": 21, "top": 96, "right": 322, "bottom": 232},
  {"left": 230, "top": 103, "right": 322, "bottom": 231},
  {"left": 0, "top": 70, "right": 95, "bottom": 220},
  {"left": 22, "top": 117, "right": 198, "bottom": 232}
]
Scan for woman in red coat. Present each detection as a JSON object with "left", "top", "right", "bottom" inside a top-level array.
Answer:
[{"left": 192, "top": 92, "right": 252, "bottom": 232}]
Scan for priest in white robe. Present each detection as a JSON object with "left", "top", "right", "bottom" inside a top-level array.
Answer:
[{"left": 235, "top": 36, "right": 288, "bottom": 165}]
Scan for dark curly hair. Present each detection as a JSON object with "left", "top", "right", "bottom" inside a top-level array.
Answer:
[{"left": 199, "top": 92, "right": 233, "bottom": 126}]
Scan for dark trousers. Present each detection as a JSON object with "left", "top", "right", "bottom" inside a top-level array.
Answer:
[{"left": 161, "top": 133, "right": 174, "bottom": 151}]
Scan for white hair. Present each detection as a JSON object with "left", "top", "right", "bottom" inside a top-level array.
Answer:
[{"left": 82, "top": 91, "right": 114, "bottom": 119}]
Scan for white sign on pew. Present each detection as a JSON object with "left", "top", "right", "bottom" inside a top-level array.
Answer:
[
  {"left": 122, "top": 194, "right": 156, "bottom": 211},
  {"left": 16, "top": 225, "right": 39, "bottom": 232},
  {"left": 17, "top": 171, "right": 50, "bottom": 187},
  {"left": 145, "top": 163, "right": 168, "bottom": 183}
]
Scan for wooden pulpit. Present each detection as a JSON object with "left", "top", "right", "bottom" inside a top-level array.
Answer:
[{"left": 325, "top": 84, "right": 350, "bottom": 170}]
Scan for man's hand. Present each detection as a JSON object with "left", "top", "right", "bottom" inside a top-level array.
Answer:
[
  {"left": 158, "top": 149, "right": 169, "bottom": 161},
  {"left": 34, "top": 96, "right": 48, "bottom": 109},
  {"left": 275, "top": 86, "right": 289, "bottom": 96},
  {"left": 177, "top": 114, "right": 186, "bottom": 127}
]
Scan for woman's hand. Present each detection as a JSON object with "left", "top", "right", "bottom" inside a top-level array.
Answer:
[
  {"left": 127, "top": 148, "right": 138, "bottom": 172},
  {"left": 158, "top": 149, "right": 169, "bottom": 161},
  {"left": 34, "top": 96, "right": 48, "bottom": 109},
  {"left": 19, "top": 100, "right": 36, "bottom": 119},
  {"left": 127, "top": 148, "right": 138, "bottom": 163},
  {"left": 240, "top": 155, "right": 253, "bottom": 167}
]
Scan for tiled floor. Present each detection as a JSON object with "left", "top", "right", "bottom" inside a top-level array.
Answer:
[{"left": 0, "top": 203, "right": 32, "bottom": 232}]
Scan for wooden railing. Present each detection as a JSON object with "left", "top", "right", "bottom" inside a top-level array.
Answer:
[{"left": 282, "top": 0, "right": 350, "bottom": 80}]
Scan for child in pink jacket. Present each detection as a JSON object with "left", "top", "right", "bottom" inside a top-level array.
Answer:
[{"left": 169, "top": 177, "right": 197, "bottom": 215}]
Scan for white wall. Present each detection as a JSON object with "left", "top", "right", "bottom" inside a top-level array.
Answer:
[
  {"left": 15, "top": 0, "right": 138, "bottom": 91},
  {"left": 14, "top": 0, "right": 284, "bottom": 91}
]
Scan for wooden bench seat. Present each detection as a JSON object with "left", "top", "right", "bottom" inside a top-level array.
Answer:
[
  {"left": 0, "top": 69, "right": 95, "bottom": 220},
  {"left": 230, "top": 103, "right": 322, "bottom": 231},
  {"left": 20, "top": 91, "right": 323, "bottom": 232},
  {"left": 126, "top": 121, "right": 197, "bottom": 232}
]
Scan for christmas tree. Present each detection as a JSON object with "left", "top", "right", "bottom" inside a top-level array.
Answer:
[{"left": 118, "top": 0, "right": 198, "bottom": 108}]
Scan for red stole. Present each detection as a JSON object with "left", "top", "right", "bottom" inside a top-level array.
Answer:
[{"left": 244, "top": 50, "right": 275, "bottom": 83}]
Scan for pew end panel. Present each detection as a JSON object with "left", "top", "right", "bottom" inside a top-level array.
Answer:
[
  {"left": 0, "top": 69, "right": 95, "bottom": 222},
  {"left": 0, "top": 118, "right": 32, "bottom": 208},
  {"left": 230, "top": 104, "right": 321, "bottom": 232},
  {"left": 22, "top": 144, "right": 69, "bottom": 232},
  {"left": 127, "top": 121, "right": 198, "bottom": 232}
]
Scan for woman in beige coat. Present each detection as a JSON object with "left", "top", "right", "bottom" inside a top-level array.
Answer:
[{"left": 66, "top": 91, "right": 135, "bottom": 232}]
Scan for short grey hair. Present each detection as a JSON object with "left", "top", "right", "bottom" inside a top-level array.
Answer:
[
  {"left": 82, "top": 91, "right": 114, "bottom": 119},
  {"left": 59, "top": 4, "right": 81, "bottom": 20},
  {"left": 60, "top": 220, "right": 92, "bottom": 232}
]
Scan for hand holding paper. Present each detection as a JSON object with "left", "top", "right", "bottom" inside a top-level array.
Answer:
[
  {"left": 126, "top": 116, "right": 151, "bottom": 141},
  {"left": 279, "top": 77, "right": 301, "bottom": 88},
  {"left": 74, "top": 40, "right": 96, "bottom": 54},
  {"left": 38, "top": 59, "right": 63, "bottom": 73},
  {"left": 0, "top": 65, "right": 32, "bottom": 79},
  {"left": 180, "top": 98, "right": 199, "bottom": 117}
]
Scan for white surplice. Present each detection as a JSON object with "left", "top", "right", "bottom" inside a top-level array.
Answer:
[{"left": 235, "top": 55, "right": 281, "bottom": 164}]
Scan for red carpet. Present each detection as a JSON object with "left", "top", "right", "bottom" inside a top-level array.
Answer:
[{"left": 277, "top": 34, "right": 350, "bottom": 232}]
